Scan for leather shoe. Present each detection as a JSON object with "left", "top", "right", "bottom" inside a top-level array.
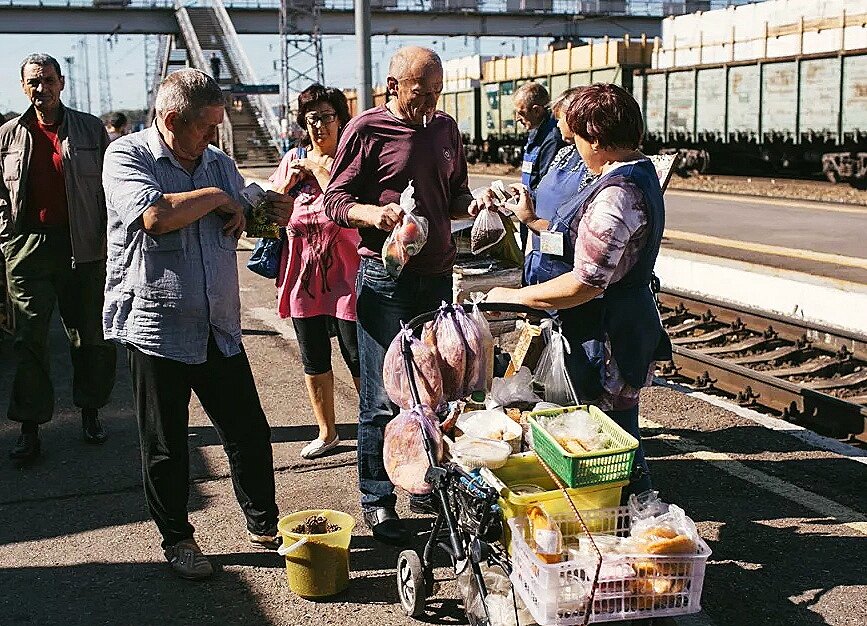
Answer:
[
  {"left": 363, "top": 507, "right": 413, "bottom": 547},
  {"left": 9, "top": 432, "right": 41, "bottom": 463},
  {"left": 409, "top": 494, "right": 439, "bottom": 516},
  {"left": 82, "top": 410, "right": 107, "bottom": 444}
]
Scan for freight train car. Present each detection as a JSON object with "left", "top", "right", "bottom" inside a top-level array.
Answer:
[
  {"left": 443, "top": 38, "right": 653, "bottom": 164},
  {"left": 635, "top": 0, "right": 867, "bottom": 184}
]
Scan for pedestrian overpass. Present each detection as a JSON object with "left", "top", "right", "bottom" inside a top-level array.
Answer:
[{"left": 1, "top": 0, "right": 682, "bottom": 163}]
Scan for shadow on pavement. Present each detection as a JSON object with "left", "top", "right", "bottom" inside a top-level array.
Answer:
[
  {"left": 0, "top": 561, "right": 275, "bottom": 626},
  {"left": 646, "top": 442, "right": 866, "bottom": 626}
]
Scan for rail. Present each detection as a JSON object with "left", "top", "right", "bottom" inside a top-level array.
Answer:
[
  {"left": 174, "top": 3, "right": 207, "bottom": 70},
  {"left": 656, "top": 288, "right": 867, "bottom": 443},
  {"left": 220, "top": 109, "right": 234, "bottom": 157},
  {"left": 208, "top": 0, "right": 281, "bottom": 151},
  {"left": 0, "top": 0, "right": 732, "bottom": 17}
]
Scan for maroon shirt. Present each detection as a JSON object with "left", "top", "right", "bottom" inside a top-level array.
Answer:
[
  {"left": 324, "top": 106, "right": 470, "bottom": 276},
  {"left": 25, "top": 118, "right": 69, "bottom": 228}
]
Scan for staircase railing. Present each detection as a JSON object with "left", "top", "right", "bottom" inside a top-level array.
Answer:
[
  {"left": 146, "top": 34, "right": 173, "bottom": 124},
  {"left": 209, "top": 0, "right": 281, "bottom": 153},
  {"left": 219, "top": 110, "right": 235, "bottom": 158},
  {"left": 174, "top": 3, "right": 208, "bottom": 72}
]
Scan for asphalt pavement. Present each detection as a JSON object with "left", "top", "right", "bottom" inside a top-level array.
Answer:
[{"left": 0, "top": 250, "right": 865, "bottom": 626}]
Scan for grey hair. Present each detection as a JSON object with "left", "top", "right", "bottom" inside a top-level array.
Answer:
[
  {"left": 515, "top": 81, "right": 550, "bottom": 108},
  {"left": 154, "top": 69, "right": 224, "bottom": 121},
  {"left": 552, "top": 86, "right": 584, "bottom": 115},
  {"left": 20, "top": 54, "right": 63, "bottom": 80},
  {"left": 388, "top": 46, "right": 442, "bottom": 80}
]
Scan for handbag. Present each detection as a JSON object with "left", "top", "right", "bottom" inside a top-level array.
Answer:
[
  {"left": 245, "top": 146, "right": 308, "bottom": 279},
  {"left": 246, "top": 235, "right": 284, "bottom": 279}
]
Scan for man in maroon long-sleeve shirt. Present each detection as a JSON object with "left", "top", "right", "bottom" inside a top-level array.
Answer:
[{"left": 325, "top": 46, "right": 472, "bottom": 546}]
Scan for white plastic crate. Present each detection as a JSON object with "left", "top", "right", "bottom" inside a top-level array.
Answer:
[{"left": 508, "top": 508, "right": 711, "bottom": 625}]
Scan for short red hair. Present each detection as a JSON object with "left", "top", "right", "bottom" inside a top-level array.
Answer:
[{"left": 565, "top": 83, "right": 643, "bottom": 150}]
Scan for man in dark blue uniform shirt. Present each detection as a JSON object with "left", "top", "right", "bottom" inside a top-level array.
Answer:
[{"left": 514, "top": 81, "right": 567, "bottom": 281}]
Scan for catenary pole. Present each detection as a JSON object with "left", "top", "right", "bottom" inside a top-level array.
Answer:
[{"left": 354, "top": 0, "right": 372, "bottom": 112}]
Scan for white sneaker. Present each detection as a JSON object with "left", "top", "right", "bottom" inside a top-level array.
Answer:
[{"left": 300, "top": 435, "right": 340, "bottom": 459}]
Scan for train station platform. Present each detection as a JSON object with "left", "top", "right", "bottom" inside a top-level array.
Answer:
[{"left": 0, "top": 251, "right": 865, "bottom": 626}]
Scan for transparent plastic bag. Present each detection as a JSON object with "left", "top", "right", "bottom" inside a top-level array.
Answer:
[
  {"left": 382, "top": 180, "right": 429, "bottom": 277},
  {"left": 534, "top": 329, "right": 575, "bottom": 406},
  {"left": 487, "top": 366, "right": 542, "bottom": 410},
  {"left": 453, "top": 305, "right": 484, "bottom": 396},
  {"left": 422, "top": 304, "right": 468, "bottom": 401},
  {"left": 469, "top": 294, "right": 495, "bottom": 392},
  {"left": 470, "top": 207, "right": 506, "bottom": 254},
  {"left": 383, "top": 405, "right": 443, "bottom": 495},
  {"left": 383, "top": 323, "right": 444, "bottom": 410},
  {"left": 623, "top": 503, "right": 701, "bottom": 555}
]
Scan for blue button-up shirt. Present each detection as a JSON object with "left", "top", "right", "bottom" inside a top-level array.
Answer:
[{"left": 102, "top": 125, "right": 244, "bottom": 364}]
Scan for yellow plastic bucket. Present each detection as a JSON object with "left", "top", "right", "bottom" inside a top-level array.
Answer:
[{"left": 277, "top": 509, "right": 355, "bottom": 598}]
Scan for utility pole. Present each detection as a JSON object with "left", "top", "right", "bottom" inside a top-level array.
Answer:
[
  {"left": 355, "top": 0, "right": 372, "bottom": 111},
  {"left": 97, "top": 36, "right": 113, "bottom": 115},
  {"left": 63, "top": 56, "right": 79, "bottom": 110},
  {"left": 76, "top": 37, "right": 92, "bottom": 114},
  {"left": 279, "top": 0, "right": 325, "bottom": 121}
]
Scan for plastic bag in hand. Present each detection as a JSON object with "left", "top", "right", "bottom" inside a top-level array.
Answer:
[
  {"left": 470, "top": 207, "right": 506, "bottom": 254},
  {"left": 382, "top": 180, "right": 429, "bottom": 277},
  {"left": 469, "top": 295, "right": 495, "bottom": 392},
  {"left": 383, "top": 405, "right": 443, "bottom": 495},
  {"left": 534, "top": 329, "right": 576, "bottom": 405},
  {"left": 486, "top": 212, "right": 523, "bottom": 268},
  {"left": 383, "top": 323, "right": 444, "bottom": 410}
]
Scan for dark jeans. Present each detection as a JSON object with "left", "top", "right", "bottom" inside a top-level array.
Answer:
[
  {"left": 609, "top": 405, "right": 653, "bottom": 501},
  {"left": 127, "top": 337, "right": 278, "bottom": 549},
  {"left": 355, "top": 257, "right": 452, "bottom": 510},
  {"left": 2, "top": 231, "right": 116, "bottom": 425}
]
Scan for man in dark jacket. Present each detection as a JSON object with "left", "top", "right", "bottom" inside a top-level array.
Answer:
[
  {"left": 0, "top": 53, "right": 117, "bottom": 464},
  {"left": 514, "top": 81, "right": 566, "bottom": 270}
]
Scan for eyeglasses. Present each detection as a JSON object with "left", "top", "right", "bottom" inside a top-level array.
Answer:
[{"left": 305, "top": 112, "right": 338, "bottom": 127}]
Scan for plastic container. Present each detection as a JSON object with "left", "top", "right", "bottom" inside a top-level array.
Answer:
[
  {"left": 529, "top": 405, "right": 638, "bottom": 488},
  {"left": 456, "top": 409, "right": 523, "bottom": 454},
  {"left": 479, "top": 453, "right": 626, "bottom": 547},
  {"left": 277, "top": 509, "right": 356, "bottom": 598},
  {"left": 509, "top": 508, "right": 712, "bottom": 625}
]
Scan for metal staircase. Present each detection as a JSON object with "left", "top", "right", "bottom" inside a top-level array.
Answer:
[{"left": 173, "top": 0, "right": 280, "bottom": 164}]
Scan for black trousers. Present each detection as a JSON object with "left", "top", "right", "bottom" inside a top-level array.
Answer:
[{"left": 127, "top": 337, "right": 278, "bottom": 549}]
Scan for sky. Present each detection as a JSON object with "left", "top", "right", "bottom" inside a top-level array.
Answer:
[{"left": 0, "top": 32, "right": 534, "bottom": 117}]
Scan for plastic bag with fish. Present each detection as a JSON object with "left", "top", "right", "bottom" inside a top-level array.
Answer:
[
  {"left": 383, "top": 405, "right": 443, "bottom": 495},
  {"left": 469, "top": 294, "right": 495, "bottom": 392},
  {"left": 383, "top": 323, "right": 444, "bottom": 410},
  {"left": 382, "top": 180, "right": 429, "bottom": 277},
  {"left": 452, "top": 305, "right": 484, "bottom": 396}
]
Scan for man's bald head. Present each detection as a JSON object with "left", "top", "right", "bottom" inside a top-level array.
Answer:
[
  {"left": 386, "top": 46, "right": 443, "bottom": 125},
  {"left": 388, "top": 46, "right": 442, "bottom": 82}
]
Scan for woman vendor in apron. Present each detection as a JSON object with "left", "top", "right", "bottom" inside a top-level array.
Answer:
[{"left": 479, "top": 83, "right": 672, "bottom": 498}]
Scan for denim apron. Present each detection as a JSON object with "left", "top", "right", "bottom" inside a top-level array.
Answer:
[{"left": 524, "top": 158, "right": 671, "bottom": 399}]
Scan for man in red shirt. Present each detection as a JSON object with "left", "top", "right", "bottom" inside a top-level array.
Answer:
[
  {"left": 325, "top": 46, "right": 473, "bottom": 545},
  {"left": 0, "top": 54, "right": 116, "bottom": 464}
]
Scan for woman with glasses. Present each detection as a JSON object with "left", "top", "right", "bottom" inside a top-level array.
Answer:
[{"left": 269, "top": 84, "right": 361, "bottom": 459}]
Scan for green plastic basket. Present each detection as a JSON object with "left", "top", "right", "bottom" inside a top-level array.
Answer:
[{"left": 528, "top": 405, "right": 638, "bottom": 488}]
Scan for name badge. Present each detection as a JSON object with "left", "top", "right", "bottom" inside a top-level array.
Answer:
[
  {"left": 540, "top": 231, "right": 564, "bottom": 256},
  {"left": 521, "top": 159, "right": 534, "bottom": 174}
]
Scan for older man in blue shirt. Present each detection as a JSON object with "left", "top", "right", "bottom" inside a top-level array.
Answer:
[{"left": 103, "top": 69, "right": 291, "bottom": 580}]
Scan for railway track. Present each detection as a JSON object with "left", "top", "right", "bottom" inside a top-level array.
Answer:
[{"left": 656, "top": 288, "right": 867, "bottom": 443}]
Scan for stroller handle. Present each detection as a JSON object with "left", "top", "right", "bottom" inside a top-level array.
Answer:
[{"left": 404, "top": 302, "right": 559, "bottom": 333}]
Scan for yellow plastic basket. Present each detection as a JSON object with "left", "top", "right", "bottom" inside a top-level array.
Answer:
[
  {"left": 528, "top": 405, "right": 638, "bottom": 488},
  {"left": 479, "top": 453, "right": 627, "bottom": 547}
]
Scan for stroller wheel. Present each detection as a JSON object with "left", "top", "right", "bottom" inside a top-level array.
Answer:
[{"left": 396, "top": 550, "right": 426, "bottom": 618}]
